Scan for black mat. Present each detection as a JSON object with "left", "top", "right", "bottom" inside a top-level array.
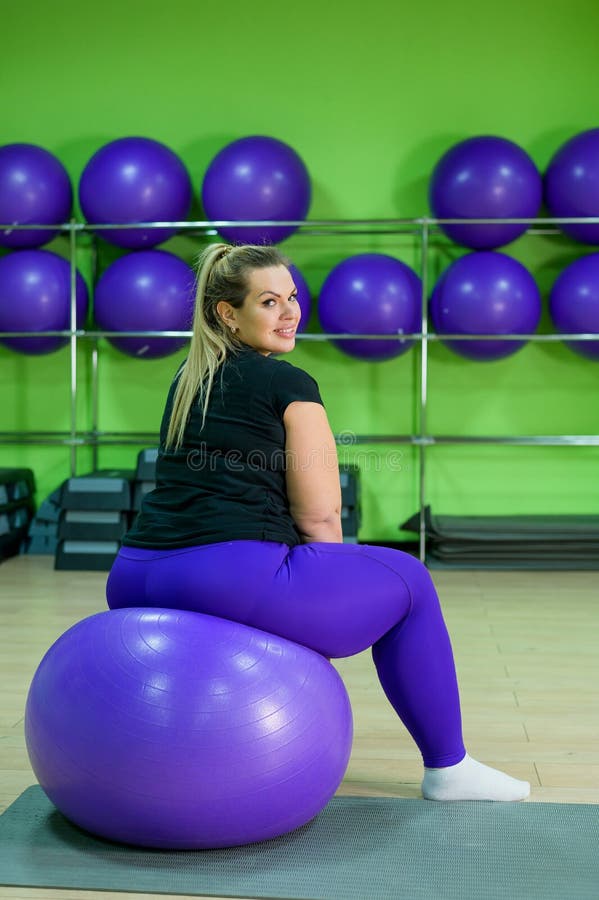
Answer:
[
  {"left": 0, "top": 786, "right": 598, "bottom": 899},
  {"left": 402, "top": 509, "right": 599, "bottom": 539},
  {"left": 427, "top": 557, "right": 599, "bottom": 571},
  {"left": 401, "top": 508, "right": 599, "bottom": 569}
]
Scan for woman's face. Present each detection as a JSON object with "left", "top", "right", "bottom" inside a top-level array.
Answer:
[{"left": 218, "top": 265, "right": 301, "bottom": 356}]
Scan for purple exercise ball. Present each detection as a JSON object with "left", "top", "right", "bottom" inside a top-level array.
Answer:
[
  {"left": 318, "top": 253, "right": 421, "bottom": 361},
  {"left": 202, "top": 136, "right": 311, "bottom": 244},
  {"left": 0, "top": 250, "right": 88, "bottom": 355},
  {"left": 549, "top": 253, "right": 599, "bottom": 359},
  {"left": 288, "top": 263, "right": 312, "bottom": 331},
  {"left": 25, "top": 607, "right": 353, "bottom": 849},
  {"left": 0, "top": 143, "right": 72, "bottom": 249},
  {"left": 430, "top": 251, "right": 541, "bottom": 361},
  {"left": 79, "top": 137, "right": 192, "bottom": 249},
  {"left": 429, "top": 136, "right": 542, "bottom": 250},
  {"left": 94, "top": 250, "right": 195, "bottom": 359},
  {"left": 545, "top": 129, "right": 599, "bottom": 245}
]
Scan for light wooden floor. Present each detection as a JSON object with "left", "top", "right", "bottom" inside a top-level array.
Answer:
[{"left": 1, "top": 556, "right": 598, "bottom": 900}]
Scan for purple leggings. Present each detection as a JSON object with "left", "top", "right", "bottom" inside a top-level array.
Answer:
[{"left": 106, "top": 540, "right": 466, "bottom": 768}]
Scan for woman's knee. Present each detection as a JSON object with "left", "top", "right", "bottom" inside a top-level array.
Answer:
[
  {"left": 362, "top": 546, "right": 440, "bottom": 619},
  {"left": 402, "top": 553, "right": 437, "bottom": 596},
  {"left": 365, "top": 545, "right": 435, "bottom": 592}
]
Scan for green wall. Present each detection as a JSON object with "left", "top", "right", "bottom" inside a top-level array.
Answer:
[{"left": 1, "top": 0, "right": 598, "bottom": 540}]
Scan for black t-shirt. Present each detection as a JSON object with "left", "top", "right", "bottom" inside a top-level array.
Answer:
[{"left": 123, "top": 344, "right": 324, "bottom": 549}]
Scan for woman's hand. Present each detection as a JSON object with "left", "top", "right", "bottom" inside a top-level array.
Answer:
[{"left": 283, "top": 402, "right": 343, "bottom": 544}]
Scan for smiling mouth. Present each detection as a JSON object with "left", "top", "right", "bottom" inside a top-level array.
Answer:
[{"left": 273, "top": 327, "right": 297, "bottom": 337}]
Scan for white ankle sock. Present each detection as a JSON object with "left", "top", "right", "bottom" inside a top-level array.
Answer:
[{"left": 422, "top": 753, "right": 530, "bottom": 801}]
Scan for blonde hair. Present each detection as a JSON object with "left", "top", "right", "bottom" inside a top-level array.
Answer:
[{"left": 165, "top": 242, "right": 289, "bottom": 450}]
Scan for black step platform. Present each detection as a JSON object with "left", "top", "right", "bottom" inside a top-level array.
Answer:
[
  {"left": 24, "top": 488, "right": 61, "bottom": 556},
  {"left": 55, "top": 540, "right": 121, "bottom": 572},
  {"left": 0, "top": 468, "right": 35, "bottom": 506},
  {"left": 54, "top": 471, "right": 134, "bottom": 570},
  {"left": 60, "top": 472, "right": 134, "bottom": 512},
  {"left": 0, "top": 468, "right": 36, "bottom": 562},
  {"left": 58, "top": 510, "right": 129, "bottom": 542},
  {"left": 339, "top": 464, "right": 361, "bottom": 542}
]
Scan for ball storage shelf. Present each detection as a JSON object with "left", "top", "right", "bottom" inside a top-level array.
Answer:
[{"left": 1, "top": 215, "right": 598, "bottom": 560}]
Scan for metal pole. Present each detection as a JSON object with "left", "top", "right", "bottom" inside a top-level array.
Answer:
[
  {"left": 418, "top": 219, "right": 430, "bottom": 563},
  {"left": 91, "top": 343, "right": 99, "bottom": 471},
  {"left": 68, "top": 220, "right": 78, "bottom": 476},
  {"left": 90, "top": 236, "right": 99, "bottom": 472}
]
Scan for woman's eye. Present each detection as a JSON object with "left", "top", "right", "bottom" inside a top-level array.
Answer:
[{"left": 262, "top": 295, "right": 297, "bottom": 307}]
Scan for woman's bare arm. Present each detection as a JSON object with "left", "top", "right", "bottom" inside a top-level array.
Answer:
[{"left": 283, "top": 401, "right": 343, "bottom": 543}]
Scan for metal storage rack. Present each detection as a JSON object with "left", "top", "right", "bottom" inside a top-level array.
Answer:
[{"left": 1, "top": 215, "right": 598, "bottom": 562}]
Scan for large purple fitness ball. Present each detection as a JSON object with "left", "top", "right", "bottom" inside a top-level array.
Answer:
[
  {"left": 430, "top": 251, "right": 541, "bottom": 360},
  {"left": 318, "top": 253, "right": 421, "bottom": 361},
  {"left": 549, "top": 253, "right": 599, "bottom": 359},
  {"left": 93, "top": 250, "right": 195, "bottom": 359},
  {"left": 79, "top": 137, "right": 192, "bottom": 248},
  {"left": 0, "top": 143, "right": 72, "bottom": 248},
  {"left": 0, "top": 250, "right": 88, "bottom": 354},
  {"left": 25, "top": 608, "right": 353, "bottom": 849},
  {"left": 545, "top": 129, "right": 599, "bottom": 245},
  {"left": 429, "top": 136, "right": 542, "bottom": 250},
  {"left": 202, "top": 136, "right": 311, "bottom": 244}
]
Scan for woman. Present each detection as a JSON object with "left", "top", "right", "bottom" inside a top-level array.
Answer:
[{"left": 107, "top": 242, "right": 529, "bottom": 802}]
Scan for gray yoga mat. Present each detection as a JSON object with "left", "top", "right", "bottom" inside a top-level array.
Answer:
[
  {"left": 0, "top": 785, "right": 598, "bottom": 900},
  {"left": 401, "top": 508, "right": 599, "bottom": 569},
  {"left": 402, "top": 509, "right": 599, "bottom": 541},
  {"left": 427, "top": 557, "right": 599, "bottom": 571}
]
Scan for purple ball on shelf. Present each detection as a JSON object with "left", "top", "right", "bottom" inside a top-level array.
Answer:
[
  {"left": 318, "top": 253, "right": 421, "bottom": 361},
  {"left": 0, "top": 143, "right": 72, "bottom": 249},
  {"left": 549, "top": 253, "right": 599, "bottom": 359},
  {"left": 0, "top": 250, "right": 88, "bottom": 355},
  {"left": 545, "top": 129, "right": 599, "bottom": 245},
  {"left": 93, "top": 250, "right": 195, "bottom": 359},
  {"left": 201, "top": 136, "right": 311, "bottom": 244},
  {"left": 429, "top": 136, "right": 542, "bottom": 250},
  {"left": 79, "top": 137, "right": 192, "bottom": 249},
  {"left": 429, "top": 251, "right": 542, "bottom": 361}
]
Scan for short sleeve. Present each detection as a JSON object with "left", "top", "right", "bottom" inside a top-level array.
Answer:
[{"left": 271, "top": 361, "right": 324, "bottom": 419}]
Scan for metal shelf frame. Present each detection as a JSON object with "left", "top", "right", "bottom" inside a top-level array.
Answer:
[{"left": 1, "top": 215, "right": 599, "bottom": 561}]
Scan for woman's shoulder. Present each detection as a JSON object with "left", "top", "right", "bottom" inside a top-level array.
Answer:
[
  {"left": 266, "top": 356, "right": 323, "bottom": 411},
  {"left": 232, "top": 345, "right": 313, "bottom": 381},
  {"left": 266, "top": 353, "right": 319, "bottom": 391},
  {"left": 232, "top": 345, "right": 321, "bottom": 401}
]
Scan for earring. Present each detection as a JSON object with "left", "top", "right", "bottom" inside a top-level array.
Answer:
[{"left": 230, "top": 325, "right": 237, "bottom": 333}]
